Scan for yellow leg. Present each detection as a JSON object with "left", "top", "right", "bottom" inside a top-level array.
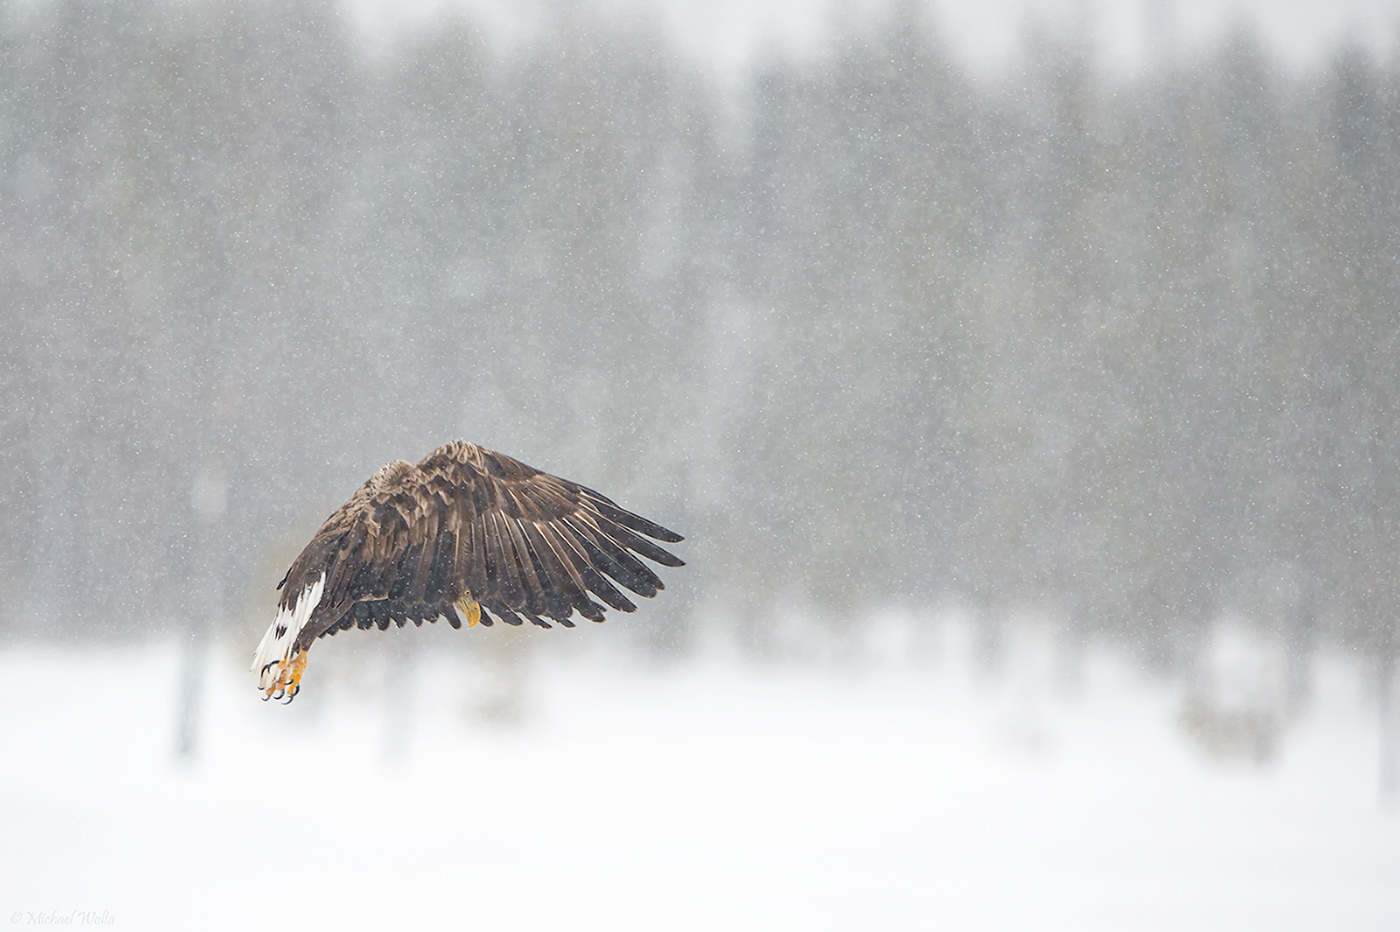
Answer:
[
  {"left": 262, "top": 649, "right": 308, "bottom": 703},
  {"left": 284, "top": 650, "right": 308, "bottom": 700}
]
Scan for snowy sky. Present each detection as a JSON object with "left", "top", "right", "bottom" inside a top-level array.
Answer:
[{"left": 347, "top": 0, "right": 1400, "bottom": 73}]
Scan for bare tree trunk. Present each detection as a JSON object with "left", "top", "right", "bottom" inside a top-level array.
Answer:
[
  {"left": 1283, "top": 579, "right": 1317, "bottom": 718},
  {"left": 1381, "top": 650, "right": 1399, "bottom": 799},
  {"left": 383, "top": 634, "right": 418, "bottom": 766},
  {"left": 174, "top": 622, "right": 209, "bottom": 760},
  {"left": 176, "top": 463, "right": 228, "bottom": 761}
]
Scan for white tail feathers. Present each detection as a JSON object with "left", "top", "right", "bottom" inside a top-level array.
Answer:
[{"left": 251, "top": 573, "right": 326, "bottom": 690}]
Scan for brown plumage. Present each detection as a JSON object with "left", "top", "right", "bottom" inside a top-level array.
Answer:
[{"left": 251, "top": 440, "right": 684, "bottom": 701}]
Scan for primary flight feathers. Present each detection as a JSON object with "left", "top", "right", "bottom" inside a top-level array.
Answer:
[{"left": 252, "top": 440, "right": 684, "bottom": 701}]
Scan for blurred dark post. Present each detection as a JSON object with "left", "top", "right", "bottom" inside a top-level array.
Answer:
[{"left": 177, "top": 462, "right": 228, "bottom": 760}]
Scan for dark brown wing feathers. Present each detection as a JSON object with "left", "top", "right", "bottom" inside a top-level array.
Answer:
[{"left": 280, "top": 441, "right": 683, "bottom": 649}]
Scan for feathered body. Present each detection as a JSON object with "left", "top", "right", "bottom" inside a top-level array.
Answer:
[{"left": 252, "top": 440, "right": 684, "bottom": 701}]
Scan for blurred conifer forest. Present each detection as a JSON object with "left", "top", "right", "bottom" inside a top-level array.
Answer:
[{"left": 1, "top": 0, "right": 1397, "bottom": 683}]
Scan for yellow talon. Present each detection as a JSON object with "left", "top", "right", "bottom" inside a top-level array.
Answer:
[
  {"left": 457, "top": 592, "right": 481, "bottom": 628},
  {"left": 263, "top": 649, "right": 308, "bottom": 702}
]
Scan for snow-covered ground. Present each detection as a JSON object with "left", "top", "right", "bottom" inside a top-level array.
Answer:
[
  {"left": 349, "top": 0, "right": 1400, "bottom": 76},
  {"left": 2, "top": 617, "right": 1397, "bottom": 931}
]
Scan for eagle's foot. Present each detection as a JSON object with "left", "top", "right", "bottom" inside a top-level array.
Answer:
[{"left": 261, "top": 649, "right": 307, "bottom": 704}]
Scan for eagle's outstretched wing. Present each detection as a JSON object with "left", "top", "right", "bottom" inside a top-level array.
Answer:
[{"left": 252, "top": 440, "right": 683, "bottom": 700}]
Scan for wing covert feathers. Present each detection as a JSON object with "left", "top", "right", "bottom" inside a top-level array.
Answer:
[{"left": 257, "top": 441, "right": 684, "bottom": 671}]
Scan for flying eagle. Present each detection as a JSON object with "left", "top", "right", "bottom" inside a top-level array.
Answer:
[{"left": 252, "top": 440, "right": 684, "bottom": 702}]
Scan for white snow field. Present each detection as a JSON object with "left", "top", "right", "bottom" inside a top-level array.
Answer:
[{"left": 1, "top": 617, "right": 1397, "bottom": 931}]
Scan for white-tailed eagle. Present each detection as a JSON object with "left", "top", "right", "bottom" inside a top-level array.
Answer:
[{"left": 252, "top": 440, "right": 684, "bottom": 702}]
